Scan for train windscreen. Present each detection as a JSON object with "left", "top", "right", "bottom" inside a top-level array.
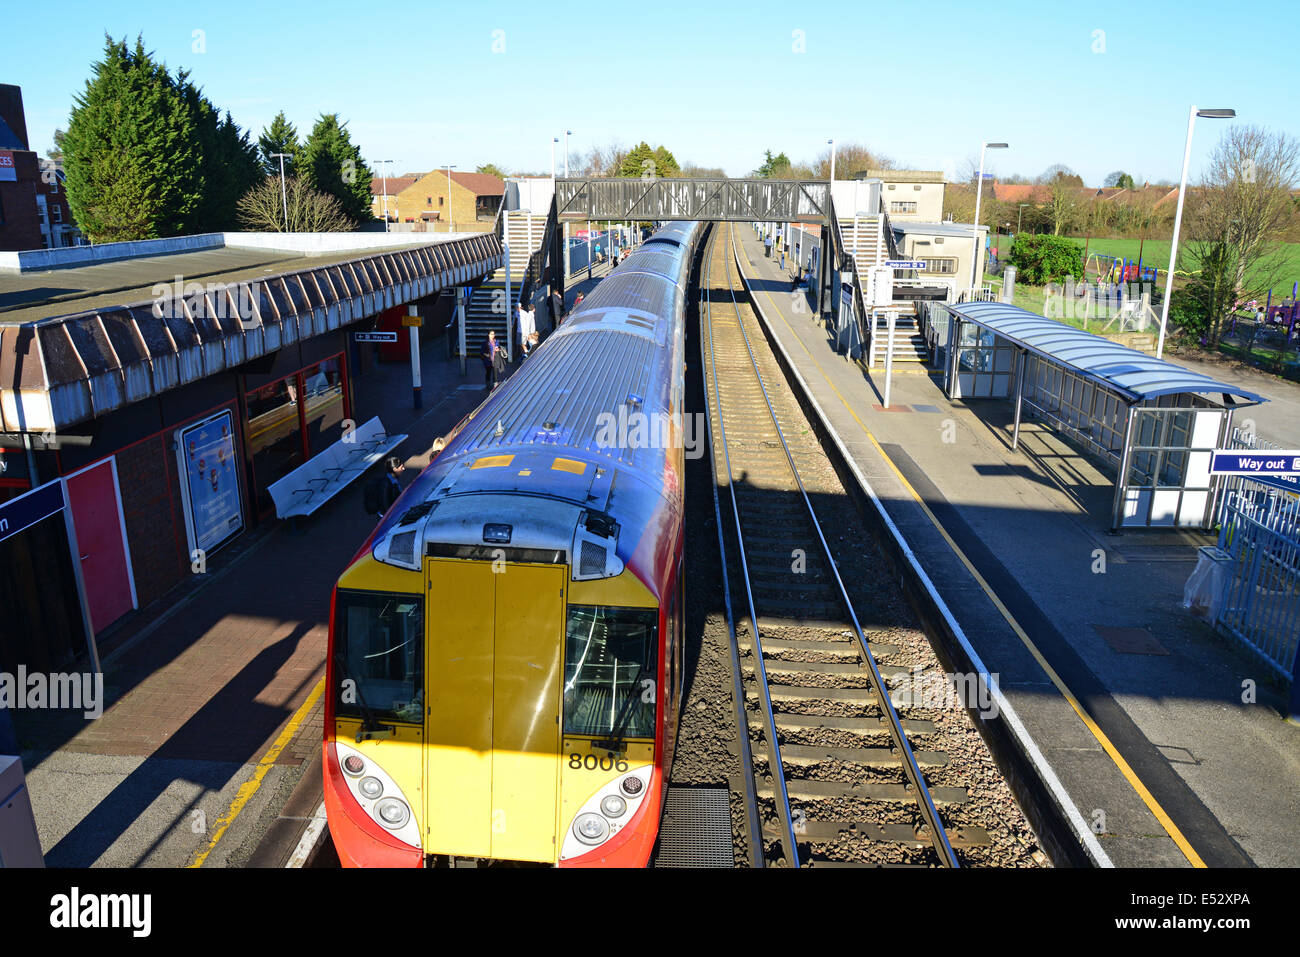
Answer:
[
  {"left": 334, "top": 590, "right": 424, "bottom": 724},
  {"left": 562, "top": 605, "right": 658, "bottom": 739}
]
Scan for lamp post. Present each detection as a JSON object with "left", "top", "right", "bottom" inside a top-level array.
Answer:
[
  {"left": 827, "top": 138, "right": 836, "bottom": 182},
  {"left": 271, "top": 152, "right": 292, "bottom": 231},
  {"left": 1156, "top": 107, "right": 1235, "bottom": 358},
  {"left": 1017, "top": 203, "right": 1028, "bottom": 233},
  {"left": 551, "top": 137, "right": 558, "bottom": 184},
  {"left": 563, "top": 129, "right": 572, "bottom": 279},
  {"left": 376, "top": 158, "right": 394, "bottom": 232},
  {"left": 970, "top": 141, "right": 1008, "bottom": 291},
  {"left": 444, "top": 165, "right": 456, "bottom": 233}
]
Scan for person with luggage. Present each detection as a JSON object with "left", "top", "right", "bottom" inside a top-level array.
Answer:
[{"left": 481, "top": 329, "right": 503, "bottom": 389}]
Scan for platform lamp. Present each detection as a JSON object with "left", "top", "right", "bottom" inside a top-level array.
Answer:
[
  {"left": 563, "top": 129, "right": 572, "bottom": 279},
  {"left": 376, "top": 159, "right": 394, "bottom": 233},
  {"left": 828, "top": 138, "right": 836, "bottom": 182},
  {"left": 271, "top": 152, "right": 293, "bottom": 231},
  {"left": 1156, "top": 107, "right": 1235, "bottom": 358},
  {"left": 444, "top": 165, "right": 456, "bottom": 233},
  {"left": 970, "top": 141, "right": 1008, "bottom": 291}
]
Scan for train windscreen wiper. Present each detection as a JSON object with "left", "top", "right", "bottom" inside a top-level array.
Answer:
[
  {"left": 333, "top": 652, "right": 394, "bottom": 742},
  {"left": 593, "top": 662, "right": 645, "bottom": 755}
]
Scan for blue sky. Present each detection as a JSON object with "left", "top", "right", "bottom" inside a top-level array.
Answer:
[{"left": 2, "top": 0, "right": 1293, "bottom": 186}]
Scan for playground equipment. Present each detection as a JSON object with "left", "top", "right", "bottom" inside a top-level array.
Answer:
[{"left": 1085, "top": 251, "right": 1158, "bottom": 284}]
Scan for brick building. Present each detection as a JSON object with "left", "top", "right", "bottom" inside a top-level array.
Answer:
[
  {"left": 0, "top": 84, "right": 80, "bottom": 251},
  {"left": 370, "top": 169, "right": 504, "bottom": 230}
]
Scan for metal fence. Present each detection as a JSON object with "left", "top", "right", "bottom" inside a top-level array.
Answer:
[{"left": 1213, "top": 428, "right": 1300, "bottom": 683}]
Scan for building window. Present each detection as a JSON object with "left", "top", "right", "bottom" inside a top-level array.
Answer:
[
  {"left": 922, "top": 257, "right": 957, "bottom": 274},
  {"left": 426, "top": 196, "right": 432, "bottom": 205},
  {"left": 890, "top": 201, "right": 917, "bottom": 214},
  {"left": 439, "top": 196, "right": 444, "bottom": 206},
  {"left": 52, "top": 204, "right": 62, "bottom": 223}
]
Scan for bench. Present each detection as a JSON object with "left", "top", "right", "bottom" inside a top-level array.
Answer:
[{"left": 267, "top": 416, "right": 408, "bottom": 520}]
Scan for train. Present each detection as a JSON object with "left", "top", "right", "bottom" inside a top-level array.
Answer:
[{"left": 323, "top": 221, "right": 704, "bottom": 866}]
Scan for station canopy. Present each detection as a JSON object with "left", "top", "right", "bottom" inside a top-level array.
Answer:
[{"left": 951, "top": 302, "right": 1264, "bottom": 406}]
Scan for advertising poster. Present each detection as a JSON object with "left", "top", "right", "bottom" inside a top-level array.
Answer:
[
  {"left": 177, "top": 410, "right": 243, "bottom": 555},
  {"left": 0, "top": 150, "right": 16, "bottom": 182}
]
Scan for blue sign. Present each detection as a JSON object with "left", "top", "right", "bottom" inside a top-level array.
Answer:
[
  {"left": 1212, "top": 451, "right": 1300, "bottom": 475},
  {"left": 1212, "top": 451, "right": 1300, "bottom": 494},
  {"left": 177, "top": 411, "right": 243, "bottom": 555},
  {"left": 885, "top": 260, "right": 927, "bottom": 270},
  {"left": 0, "top": 480, "right": 65, "bottom": 546}
]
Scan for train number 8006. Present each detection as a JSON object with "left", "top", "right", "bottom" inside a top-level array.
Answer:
[{"left": 568, "top": 753, "right": 630, "bottom": 772}]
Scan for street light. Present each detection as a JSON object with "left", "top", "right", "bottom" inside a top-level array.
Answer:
[
  {"left": 970, "top": 141, "right": 1008, "bottom": 291},
  {"left": 563, "top": 130, "right": 573, "bottom": 280},
  {"left": 271, "top": 152, "right": 293, "bottom": 231},
  {"left": 1018, "top": 203, "right": 1028, "bottom": 233},
  {"left": 444, "top": 165, "right": 456, "bottom": 233},
  {"left": 376, "top": 159, "right": 394, "bottom": 232},
  {"left": 828, "top": 138, "right": 836, "bottom": 182},
  {"left": 551, "top": 137, "right": 558, "bottom": 184},
  {"left": 1156, "top": 106, "right": 1236, "bottom": 358}
]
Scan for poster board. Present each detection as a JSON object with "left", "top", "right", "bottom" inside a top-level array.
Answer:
[{"left": 175, "top": 410, "right": 244, "bottom": 558}]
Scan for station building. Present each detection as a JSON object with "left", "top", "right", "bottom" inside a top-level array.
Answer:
[
  {"left": 0, "top": 84, "right": 82, "bottom": 252},
  {"left": 0, "top": 229, "right": 502, "bottom": 673}
]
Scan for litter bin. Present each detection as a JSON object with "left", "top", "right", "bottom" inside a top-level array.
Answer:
[{"left": 1182, "top": 545, "right": 1233, "bottom": 623}]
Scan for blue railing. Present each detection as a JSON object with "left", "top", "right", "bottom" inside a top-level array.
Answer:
[
  {"left": 1216, "top": 489, "right": 1300, "bottom": 685},
  {"left": 567, "top": 229, "right": 618, "bottom": 276}
]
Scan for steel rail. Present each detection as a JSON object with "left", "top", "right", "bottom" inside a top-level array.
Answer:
[
  {"left": 724, "top": 224, "right": 959, "bottom": 867},
  {"left": 703, "top": 226, "right": 802, "bottom": 867},
  {"left": 696, "top": 225, "right": 764, "bottom": 866}
]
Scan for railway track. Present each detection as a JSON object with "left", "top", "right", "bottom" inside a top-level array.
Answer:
[{"left": 700, "top": 222, "right": 962, "bottom": 867}]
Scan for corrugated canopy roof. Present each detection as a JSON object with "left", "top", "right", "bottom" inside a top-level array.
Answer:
[{"left": 949, "top": 302, "right": 1265, "bottom": 405}]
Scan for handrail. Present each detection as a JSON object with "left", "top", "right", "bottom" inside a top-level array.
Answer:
[{"left": 827, "top": 195, "right": 872, "bottom": 355}]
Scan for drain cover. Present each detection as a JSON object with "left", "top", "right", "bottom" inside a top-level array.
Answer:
[{"left": 652, "top": 787, "right": 734, "bottom": 868}]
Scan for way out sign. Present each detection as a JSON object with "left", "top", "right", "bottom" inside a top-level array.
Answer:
[
  {"left": 1212, "top": 450, "right": 1300, "bottom": 493},
  {"left": 354, "top": 331, "right": 398, "bottom": 343}
]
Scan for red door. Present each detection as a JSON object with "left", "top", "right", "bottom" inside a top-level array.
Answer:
[{"left": 65, "top": 459, "right": 136, "bottom": 633}]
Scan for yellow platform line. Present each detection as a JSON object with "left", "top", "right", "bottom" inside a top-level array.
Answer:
[
  {"left": 734, "top": 229, "right": 1206, "bottom": 868},
  {"left": 189, "top": 677, "right": 325, "bottom": 868}
]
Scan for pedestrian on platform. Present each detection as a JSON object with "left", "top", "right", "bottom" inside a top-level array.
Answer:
[
  {"left": 518, "top": 300, "right": 536, "bottom": 357},
  {"left": 765, "top": 233, "right": 773, "bottom": 258},
  {"left": 780, "top": 246, "right": 786, "bottom": 270},
  {"left": 481, "top": 329, "right": 502, "bottom": 389},
  {"left": 549, "top": 289, "right": 564, "bottom": 329},
  {"left": 363, "top": 456, "right": 406, "bottom": 519}
]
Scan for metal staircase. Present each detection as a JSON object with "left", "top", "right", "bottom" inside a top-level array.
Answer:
[{"left": 461, "top": 210, "right": 545, "bottom": 356}]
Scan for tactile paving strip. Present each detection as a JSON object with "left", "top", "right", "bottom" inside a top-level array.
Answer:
[{"left": 652, "top": 787, "right": 734, "bottom": 868}]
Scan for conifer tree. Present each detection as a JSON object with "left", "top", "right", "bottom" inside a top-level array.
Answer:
[
  {"left": 62, "top": 36, "right": 201, "bottom": 241},
  {"left": 258, "top": 112, "right": 300, "bottom": 177},
  {"left": 300, "top": 114, "right": 373, "bottom": 224}
]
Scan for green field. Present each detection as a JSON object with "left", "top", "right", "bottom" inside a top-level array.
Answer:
[{"left": 993, "top": 234, "right": 1300, "bottom": 293}]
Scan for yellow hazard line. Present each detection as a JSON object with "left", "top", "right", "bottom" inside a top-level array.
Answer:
[
  {"left": 733, "top": 227, "right": 1206, "bottom": 868},
  {"left": 189, "top": 677, "right": 325, "bottom": 868}
]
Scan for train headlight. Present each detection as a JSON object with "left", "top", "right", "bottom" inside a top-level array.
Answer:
[
  {"left": 358, "top": 776, "right": 384, "bottom": 800},
  {"left": 600, "top": 795, "right": 627, "bottom": 818},
  {"left": 573, "top": 813, "right": 610, "bottom": 845},
  {"left": 620, "top": 775, "right": 644, "bottom": 797},
  {"left": 342, "top": 755, "right": 365, "bottom": 776},
  {"left": 375, "top": 798, "right": 410, "bottom": 830}
]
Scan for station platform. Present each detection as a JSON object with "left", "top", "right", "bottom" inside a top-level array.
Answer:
[
  {"left": 735, "top": 227, "right": 1300, "bottom": 868},
  {"left": 13, "top": 331, "right": 515, "bottom": 867}
]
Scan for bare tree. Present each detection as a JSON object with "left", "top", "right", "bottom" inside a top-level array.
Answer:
[
  {"left": 237, "top": 175, "right": 353, "bottom": 232},
  {"left": 813, "top": 142, "right": 894, "bottom": 179},
  {"left": 580, "top": 141, "right": 628, "bottom": 177},
  {"left": 1184, "top": 125, "right": 1300, "bottom": 345}
]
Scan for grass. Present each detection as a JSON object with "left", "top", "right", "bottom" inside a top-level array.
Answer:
[
  {"left": 982, "top": 274, "right": 1142, "bottom": 335},
  {"left": 993, "top": 233, "right": 1300, "bottom": 293}
]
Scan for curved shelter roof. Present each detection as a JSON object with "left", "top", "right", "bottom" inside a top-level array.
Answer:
[{"left": 950, "top": 302, "right": 1264, "bottom": 406}]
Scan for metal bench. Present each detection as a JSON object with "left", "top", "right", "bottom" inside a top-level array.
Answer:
[{"left": 267, "top": 416, "right": 408, "bottom": 520}]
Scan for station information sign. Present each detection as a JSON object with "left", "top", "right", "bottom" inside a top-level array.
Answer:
[{"left": 354, "top": 331, "right": 399, "bottom": 343}]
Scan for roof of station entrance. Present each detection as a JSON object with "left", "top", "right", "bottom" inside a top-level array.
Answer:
[
  {"left": 947, "top": 301, "right": 1265, "bottom": 406},
  {"left": 0, "top": 230, "right": 504, "bottom": 434}
]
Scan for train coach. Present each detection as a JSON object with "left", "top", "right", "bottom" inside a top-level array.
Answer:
[{"left": 324, "top": 221, "right": 704, "bottom": 866}]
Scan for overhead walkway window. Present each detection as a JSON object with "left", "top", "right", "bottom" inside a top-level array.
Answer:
[{"left": 939, "top": 302, "right": 1265, "bottom": 530}]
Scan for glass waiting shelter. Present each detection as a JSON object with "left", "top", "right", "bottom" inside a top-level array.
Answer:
[{"left": 938, "top": 302, "right": 1265, "bottom": 530}]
